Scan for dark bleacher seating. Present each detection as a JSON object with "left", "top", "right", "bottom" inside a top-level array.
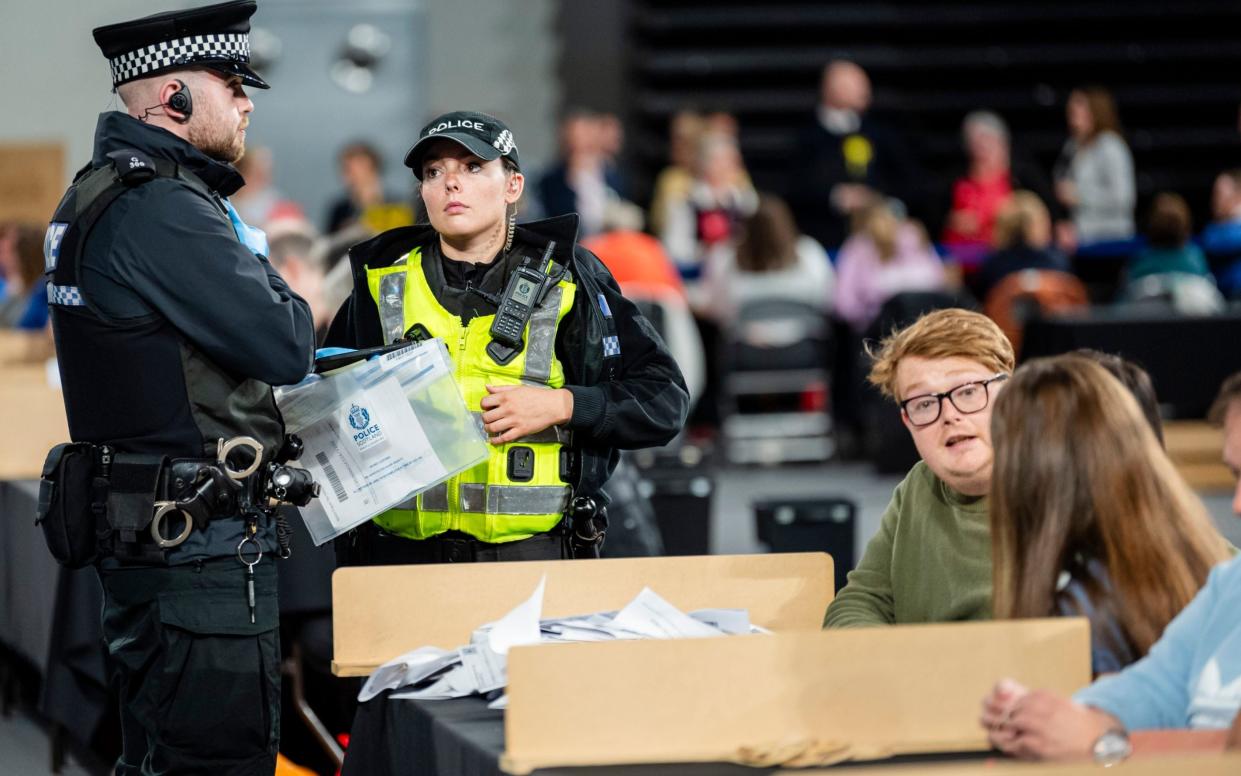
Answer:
[{"left": 627, "top": 1, "right": 1241, "bottom": 238}]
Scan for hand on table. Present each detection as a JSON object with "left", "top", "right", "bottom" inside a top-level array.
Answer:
[{"left": 981, "top": 678, "right": 1117, "bottom": 761}]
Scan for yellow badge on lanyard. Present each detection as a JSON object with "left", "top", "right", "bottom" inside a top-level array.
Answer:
[{"left": 842, "top": 134, "right": 873, "bottom": 180}]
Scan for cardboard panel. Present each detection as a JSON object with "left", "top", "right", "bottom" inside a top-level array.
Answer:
[
  {"left": 0, "top": 143, "right": 64, "bottom": 225},
  {"left": 502, "top": 618, "right": 1090, "bottom": 773},
  {"left": 0, "top": 364, "right": 67, "bottom": 480},
  {"left": 331, "top": 552, "right": 833, "bottom": 676}
]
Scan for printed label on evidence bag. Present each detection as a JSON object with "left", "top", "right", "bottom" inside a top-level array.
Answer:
[{"left": 297, "top": 373, "right": 447, "bottom": 535}]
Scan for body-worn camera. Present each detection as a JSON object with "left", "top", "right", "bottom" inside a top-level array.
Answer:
[{"left": 265, "top": 463, "right": 319, "bottom": 507}]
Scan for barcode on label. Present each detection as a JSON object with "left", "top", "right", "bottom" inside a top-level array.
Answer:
[
  {"left": 315, "top": 451, "right": 348, "bottom": 502},
  {"left": 382, "top": 345, "right": 414, "bottom": 363}
]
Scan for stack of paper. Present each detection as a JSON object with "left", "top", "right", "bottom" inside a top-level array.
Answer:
[{"left": 358, "top": 576, "right": 769, "bottom": 706}]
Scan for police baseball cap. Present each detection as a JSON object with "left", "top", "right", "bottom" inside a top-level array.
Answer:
[
  {"left": 403, "top": 111, "right": 520, "bottom": 179},
  {"left": 93, "top": 0, "right": 270, "bottom": 90}
]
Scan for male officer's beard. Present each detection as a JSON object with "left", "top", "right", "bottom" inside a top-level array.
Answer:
[{"left": 188, "top": 106, "right": 246, "bottom": 165}]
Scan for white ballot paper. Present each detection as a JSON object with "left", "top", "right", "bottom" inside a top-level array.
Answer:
[
  {"left": 610, "top": 588, "right": 728, "bottom": 639},
  {"left": 276, "top": 340, "right": 488, "bottom": 545},
  {"left": 358, "top": 646, "right": 460, "bottom": 702},
  {"left": 366, "top": 578, "right": 767, "bottom": 706}
]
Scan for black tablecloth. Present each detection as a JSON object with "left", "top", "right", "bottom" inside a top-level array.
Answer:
[
  {"left": 1022, "top": 311, "right": 1241, "bottom": 418},
  {"left": 342, "top": 692, "right": 995, "bottom": 776}
]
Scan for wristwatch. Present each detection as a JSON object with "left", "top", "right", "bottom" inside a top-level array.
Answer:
[{"left": 1091, "top": 728, "right": 1132, "bottom": 766}]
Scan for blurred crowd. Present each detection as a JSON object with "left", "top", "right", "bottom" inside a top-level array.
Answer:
[{"left": 6, "top": 58, "right": 1241, "bottom": 428}]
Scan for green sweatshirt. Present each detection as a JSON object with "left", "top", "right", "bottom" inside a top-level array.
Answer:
[{"left": 824, "top": 461, "right": 993, "bottom": 628}]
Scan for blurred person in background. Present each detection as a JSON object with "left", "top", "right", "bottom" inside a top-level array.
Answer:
[
  {"left": 232, "top": 145, "right": 304, "bottom": 228},
  {"left": 584, "top": 222, "right": 705, "bottom": 410},
  {"left": 1201, "top": 168, "right": 1241, "bottom": 296},
  {"left": 698, "top": 193, "right": 833, "bottom": 326},
  {"left": 266, "top": 220, "right": 331, "bottom": 342},
  {"left": 975, "top": 190, "right": 1069, "bottom": 301},
  {"left": 1122, "top": 192, "right": 1224, "bottom": 314},
  {"left": 658, "top": 130, "right": 758, "bottom": 278},
  {"left": 536, "top": 109, "right": 629, "bottom": 238},
  {"left": 989, "top": 355, "right": 1230, "bottom": 677},
  {"left": 650, "top": 110, "right": 752, "bottom": 238},
  {"left": 942, "top": 112, "right": 1056, "bottom": 261},
  {"left": 324, "top": 140, "right": 414, "bottom": 235},
  {"left": 1054, "top": 86, "right": 1136, "bottom": 251},
  {"left": 649, "top": 111, "right": 706, "bottom": 236},
  {"left": 833, "top": 201, "right": 947, "bottom": 333},
  {"left": 0, "top": 223, "right": 21, "bottom": 323},
  {"left": 788, "top": 59, "right": 918, "bottom": 250},
  {"left": 596, "top": 111, "right": 628, "bottom": 192},
  {"left": 1129, "top": 193, "right": 1213, "bottom": 283},
  {"left": 1, "top": 224, "right": 50, "bottom": 331}
]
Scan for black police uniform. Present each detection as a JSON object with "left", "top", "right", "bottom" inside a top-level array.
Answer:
[{"left": 44, "top": 3, "right": 315, "bottom": 773}]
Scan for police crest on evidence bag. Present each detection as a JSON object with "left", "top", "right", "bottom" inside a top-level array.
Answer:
[{"left": 275, "top": 339, "right": 488, "bottom": 545}]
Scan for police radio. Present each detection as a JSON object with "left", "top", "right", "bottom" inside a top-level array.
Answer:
[{"left": 486, "top": 241, "right": 557, "bottom": 365}]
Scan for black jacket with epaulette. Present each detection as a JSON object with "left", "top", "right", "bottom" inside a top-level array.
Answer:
[
  {"left": 325, "top": 215, "right": 690, "bottom": 503},
  {"left": 45, "top": 112, "right": 316, "bottom": 562}
]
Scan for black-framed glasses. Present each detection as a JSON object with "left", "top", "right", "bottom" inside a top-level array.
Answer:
[{"left": 900, "top": 373, "right": 1009, "bottom": 427}]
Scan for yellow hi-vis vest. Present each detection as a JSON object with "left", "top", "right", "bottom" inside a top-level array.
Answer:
[{"left": 364, "top": 248, "right": 577, "bottom": 542}]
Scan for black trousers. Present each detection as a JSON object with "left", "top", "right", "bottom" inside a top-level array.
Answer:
[
  {"left": 98, "top": 556, "right": 281, "bottom": 776},
  {"left": 334, "top": 522, "right": 566, "bottom": 567}
]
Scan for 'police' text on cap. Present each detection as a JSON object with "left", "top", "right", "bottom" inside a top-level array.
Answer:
[{"left": 404, "top": 111, "right": 520, "bottom": 179}]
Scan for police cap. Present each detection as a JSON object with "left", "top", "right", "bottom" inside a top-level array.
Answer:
[
  {"left": 404, "top": 111, "right": 520, "bottom": 179},
  {"left": 93, "top": 0, "right": 269, "bottom": 90}
]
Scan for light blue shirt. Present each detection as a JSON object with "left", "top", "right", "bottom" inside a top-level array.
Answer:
[
  {"left": 223, "top": 198, "right": 269, "bottom": 257},
  {"left": 1075, "top": 556, "right": 1241, "bottom": 730}
]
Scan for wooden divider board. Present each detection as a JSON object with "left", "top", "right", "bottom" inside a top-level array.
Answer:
[
  {"left": 802, "top": 751, "right": 1241, "bottom": 775},
  {"left": 332, "top": 552, "right": 833, "bottom": 676},
  {"left": 502, "top": 618, "right": 1090, "bottom": 774},
  {"left": 0, "top": 363, "right": 67, "bottom": 480}
]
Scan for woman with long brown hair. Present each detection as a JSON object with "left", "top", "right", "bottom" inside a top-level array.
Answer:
[
  {"left": 990, "top": 354, "right": 1230, "bottom": 675},
  {"left": 1053, "top": 85, "right": 1136, "bottom": 249}
]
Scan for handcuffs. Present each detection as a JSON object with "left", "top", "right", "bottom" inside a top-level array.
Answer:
[{"left": 150, "top": 436, "right": 264, "bottom": 549}]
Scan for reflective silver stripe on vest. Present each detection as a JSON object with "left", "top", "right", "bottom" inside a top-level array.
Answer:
[
  {"left": 469, "top": 412, "right": 570, "bottom": 445},
  {"left": 390, "top": 482, "right": 449, "bottom": 512},
  {"left": 459, "top": 483, "right": 571, "bottom": 514},
  {"left": 420, "top": 482, "right": 449, "bottom": 511},
  {"left": 521, "top": 284, "right": 562, "bottom": 384},
  {"left": 377, "top": 270, "right": 408, "bottom": 345}
]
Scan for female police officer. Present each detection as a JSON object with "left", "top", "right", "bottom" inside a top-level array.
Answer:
[{"left": 326, "top": 111, "right": 688, "bottom": 564}]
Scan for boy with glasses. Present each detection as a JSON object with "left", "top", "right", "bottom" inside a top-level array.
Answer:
[{"left": 824, "top": 308, "right": 1014, "bottom": 627}]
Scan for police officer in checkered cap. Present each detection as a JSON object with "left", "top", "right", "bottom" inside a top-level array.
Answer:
[
  {"left": 324, "top": 109, "right": 689, "bottom": 566},
  {"left": 42, "top": 2, "right": 315, "bottom": 772}
]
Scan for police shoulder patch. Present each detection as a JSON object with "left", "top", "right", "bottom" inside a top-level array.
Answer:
[{"left": 106, "top": 149, "right": 156, "bottom": 183}]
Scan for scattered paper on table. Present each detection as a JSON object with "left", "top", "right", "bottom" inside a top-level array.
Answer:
[{"left": 365, "top": 578, "right": 762, "bottom": 706}]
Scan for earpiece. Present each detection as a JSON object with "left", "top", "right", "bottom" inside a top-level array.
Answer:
[{"left": 166, "top": 79, "right": 193, "bottom": 122}]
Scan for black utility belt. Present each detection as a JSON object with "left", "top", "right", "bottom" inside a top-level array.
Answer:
[{"left": 36, "top": 435, "right": 318, "bottom": 569}]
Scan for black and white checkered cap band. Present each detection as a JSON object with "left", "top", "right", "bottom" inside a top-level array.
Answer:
[{"left": 109, "top": 33, "right": 250, "bottom": 85}]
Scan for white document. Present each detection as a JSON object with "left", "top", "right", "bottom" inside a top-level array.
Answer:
[
  {"left": 487, "top": 694, "right": 509, "bottom": 710},
  {"left": 358, "top": 646, "right": 460, "bottom": 702},
  {"left": 297, "top": 375, "right": 448, "bottom": 543},
  {"left": 689, "top": 608, "right": 752, "bottom": 635},
  {"left": 388, "top": 674, "right": 462, "bottom": 701},
  {"left": 611, "top": 587, "right": 726, "bottom": 639},
  {"left": 458, "top": 643, "right": 508, "bottom": 694},
  {"left": 485, "top": 575, "right": 546, "bottom": 656}
]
